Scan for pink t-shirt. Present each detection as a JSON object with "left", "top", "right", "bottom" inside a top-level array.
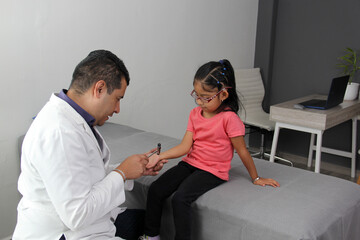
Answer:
[{"left": 182, "top": 107, "right": 245, "bottom": 180}]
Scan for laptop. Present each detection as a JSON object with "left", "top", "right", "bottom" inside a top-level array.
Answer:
[{"left": 299, "top": 75, "right": 349, "bottom": 110}]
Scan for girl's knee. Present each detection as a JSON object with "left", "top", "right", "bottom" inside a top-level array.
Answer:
[
  {"left": 148, "top": 182, "right": 165, "bottom": 199},
  {"left": 171, "top": 191, "right": 187, "bottom": 206}
]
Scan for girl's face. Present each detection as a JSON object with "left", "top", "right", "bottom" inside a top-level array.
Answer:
[{"left": 192, "top": 81, "right": 228, "bottom": 118}]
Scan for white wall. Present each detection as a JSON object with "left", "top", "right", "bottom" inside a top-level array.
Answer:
[{"left": 0, "top": 0, "right": 258, "bottom": 237}]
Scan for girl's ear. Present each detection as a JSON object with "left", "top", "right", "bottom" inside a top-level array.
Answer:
[{"left": 220, "top": 89, "right": 229, "bottom": 102}]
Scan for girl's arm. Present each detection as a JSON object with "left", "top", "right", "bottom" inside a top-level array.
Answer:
[
  {"left": 146, "top": 131, "right": 193, "bottom": 168},
  {"left": 231, "top": 136, "right": 280, "bottom": 187}
]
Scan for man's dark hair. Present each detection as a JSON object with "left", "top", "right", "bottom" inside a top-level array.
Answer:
[{"left": 70, "top": 50, "right": 130, "bottom": 94}]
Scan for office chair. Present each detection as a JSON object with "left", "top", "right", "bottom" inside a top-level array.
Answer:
[
  {"left": 234, "top": 68, "right": 292, "bottom": 166},
  {"left": 358, "top": 146, "right": 360, "bottom": 185}
]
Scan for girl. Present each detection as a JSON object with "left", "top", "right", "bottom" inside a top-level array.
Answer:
[{"left": 139, "top": 59, "right": 279, "bottom": 240}]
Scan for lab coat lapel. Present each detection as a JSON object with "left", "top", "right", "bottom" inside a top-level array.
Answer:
[
  {"left": 51, "top": 94, "right": 108, "bottom": 164},
  {"left": 82, "top": 123, "right": 104, "bottom": 159},
  {"left": 93, "top": 127, "right": 111, "bottom": 166},
  {"left": 81, "top": 123, "right": 110, "bottom": 166}
]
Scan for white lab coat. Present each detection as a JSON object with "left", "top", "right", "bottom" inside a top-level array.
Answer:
[{"left": 13, "top": 94, "right": 133, "bottom": 240}]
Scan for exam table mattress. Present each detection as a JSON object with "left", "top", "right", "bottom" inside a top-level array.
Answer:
[{"left": 98, "top": 122, "right": 360, "bottom": 240}]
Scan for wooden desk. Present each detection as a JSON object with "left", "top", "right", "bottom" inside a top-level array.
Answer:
[{"left": 269, "top": 94, "right": 360, "bottom": 177}]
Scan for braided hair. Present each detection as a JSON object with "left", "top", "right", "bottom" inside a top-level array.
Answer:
[{"left": 193, "top": 59, "right": 240, "bottom": 114}]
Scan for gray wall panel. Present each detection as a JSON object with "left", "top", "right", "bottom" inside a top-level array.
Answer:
[{"left": 254, "top": 0, "right": 360, "bottom": 168}]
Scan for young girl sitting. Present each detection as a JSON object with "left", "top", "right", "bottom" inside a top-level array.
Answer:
[{"left": 139, "top": 59, "right": 279, "bottom": 240}]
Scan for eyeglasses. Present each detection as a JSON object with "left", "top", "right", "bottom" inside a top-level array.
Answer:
[{"left": 190, "top": 87, "right": 231, "bottom": 103}]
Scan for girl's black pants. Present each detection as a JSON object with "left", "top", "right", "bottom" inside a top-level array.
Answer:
[{"left": 144, "top": 161, "right": 225, "bottom": 240}]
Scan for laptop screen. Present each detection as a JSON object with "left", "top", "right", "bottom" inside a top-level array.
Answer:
[{"left": 326, "top": 75, "right": 349, "bottom": 107}]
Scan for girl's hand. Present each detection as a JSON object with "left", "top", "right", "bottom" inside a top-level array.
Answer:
[
  {"left": 145, "top": 148, "right": 161, "bottom": 169},
  {"left": 153, "top": 159, "right": 168, "bottom": 172},
  {"left": 143, "top": 159, "right": 169, "bottom": 176},
  {"left": 254, "top": 177, "right": 280, "bottom": 187}
]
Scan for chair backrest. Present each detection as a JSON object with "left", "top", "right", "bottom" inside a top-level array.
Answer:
[{"left": 234, "top": 68, "right": 265, "bottom": 119}]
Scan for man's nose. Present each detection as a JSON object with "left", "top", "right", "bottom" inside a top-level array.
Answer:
[{"left": 114, "top": 102, "right": 120, "bottom": 113}]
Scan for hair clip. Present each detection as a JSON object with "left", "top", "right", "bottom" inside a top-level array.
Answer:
[
  {"left": 217, "top": 80, "right": 220, "bottom": 84},
  {"left": 221, "top": 72, "right": 225, "bottom": 76},
  {"left": 219, "top": 60, "right": 224, "bottom": 64},
  {"left": 223, "top": 67, "right": 227, "bottom": 71}
]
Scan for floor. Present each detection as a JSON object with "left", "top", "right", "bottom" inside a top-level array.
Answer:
[{"left": 260, "top": 150, "right": 359, "bottom": 183}]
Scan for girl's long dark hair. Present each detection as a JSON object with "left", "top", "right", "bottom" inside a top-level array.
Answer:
[{"left": 194, "top": 59, "right": 240, "bottom": 114}]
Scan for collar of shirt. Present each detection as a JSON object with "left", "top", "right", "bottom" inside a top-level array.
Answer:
[{"left": 58, "top": 89, "right": 95, "bottom": 128}]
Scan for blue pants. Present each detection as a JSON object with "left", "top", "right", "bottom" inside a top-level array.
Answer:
[
  {"left": 144, "top": 161, "right": 225, "bottom": 240},
  {"left": 115, "top": 209, "right": 145, "bottom": 240}
]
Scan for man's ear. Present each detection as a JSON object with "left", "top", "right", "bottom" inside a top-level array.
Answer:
[{"left": 93, "top": 80, "right": 106, "bottom": 98}]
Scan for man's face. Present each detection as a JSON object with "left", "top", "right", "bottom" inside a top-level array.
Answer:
[{"left": 95, "top": 77, "right": 127, "bottom": 126}]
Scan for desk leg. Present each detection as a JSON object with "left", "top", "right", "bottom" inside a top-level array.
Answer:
[
  {"left": 314, "top": 131, "right": 323, "bottom": 173},
  {"left": 307, "top": 133, "right": 315, "bottom": 167},
  {"left": 351, "top": 117, "right": 357, "bottom": 178},
  {"left": 270, "top": 123, "right": 280, "bottom": 163}
]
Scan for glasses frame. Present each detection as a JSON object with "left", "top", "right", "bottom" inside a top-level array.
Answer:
[{"left": 190, "top": 87, "right": 231, "bottom": 103}]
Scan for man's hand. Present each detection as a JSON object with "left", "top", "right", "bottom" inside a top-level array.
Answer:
[{"left": 116, "top": 154, "right": 149, "bottom": 180}]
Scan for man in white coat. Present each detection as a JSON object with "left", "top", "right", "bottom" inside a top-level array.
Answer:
[{"left": 13, "top": 50, "right": 165, "bottom": 240}]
